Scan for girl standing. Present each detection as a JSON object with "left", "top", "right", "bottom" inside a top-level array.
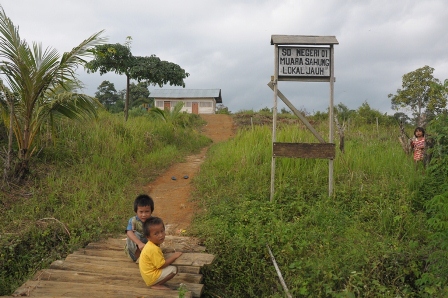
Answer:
[{"left": 410, "top": 127, "right": 425, "bottom": 163}]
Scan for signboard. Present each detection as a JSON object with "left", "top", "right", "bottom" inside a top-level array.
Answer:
[{"left": 278, "top": 46, "right": 330, "bottom": 77}]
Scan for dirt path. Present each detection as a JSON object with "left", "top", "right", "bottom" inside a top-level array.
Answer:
[{"left": 142, "top": 114, "right": 235, "bottom": 235}]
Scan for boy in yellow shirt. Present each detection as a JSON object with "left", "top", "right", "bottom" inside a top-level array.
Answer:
[{"left": 139, "top": 216, "right": 183, "bottom": 289}]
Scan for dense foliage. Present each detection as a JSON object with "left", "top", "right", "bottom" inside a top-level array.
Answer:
[
  {"left": 190, "top": 111, "right": 448, "bottom": 297},
  {"left": 0, "top": 111, "right": 209, "bottom": 295}
]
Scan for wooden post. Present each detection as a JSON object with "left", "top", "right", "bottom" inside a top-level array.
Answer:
[
  {"left": 270, "top": 44, "right": 279, "bottom": 202},
  {"left": 328, "top": 45, "right": 335, "bottom": 197}
]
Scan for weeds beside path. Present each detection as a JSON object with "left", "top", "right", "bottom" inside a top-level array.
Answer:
[{"left": 141, "top": 114, "right": 235, "bottom": 235}]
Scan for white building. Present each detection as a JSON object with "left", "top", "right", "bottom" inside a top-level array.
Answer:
[{"left": 150, "top": 89, "right": 222, "bottom": 114}]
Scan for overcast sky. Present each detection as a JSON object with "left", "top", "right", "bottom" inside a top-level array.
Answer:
[{"left": 2, "top": 0, "right": 448, "bottom": 114}]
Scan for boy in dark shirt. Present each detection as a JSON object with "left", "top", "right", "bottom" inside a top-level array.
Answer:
[{"left": 125, "top": 194, "right": 154, "bottom": 262}]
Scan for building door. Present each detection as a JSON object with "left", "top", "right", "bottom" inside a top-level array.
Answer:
[
  {"left": 163, "top": 101, "right": 171, "bottom": 111},
  {"left": 192, "top": 102, "right": 199, "bottom": 114}
]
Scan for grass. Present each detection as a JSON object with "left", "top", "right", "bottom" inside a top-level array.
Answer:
[
  {"left": 189, "top": 114, "right": 443, "bottom": 297},
  {"left": 0, "top": 110, "right": 210, "bottom": 295},
  {"left": 1, "top": 109, "right": 446, "bottom": 297}
]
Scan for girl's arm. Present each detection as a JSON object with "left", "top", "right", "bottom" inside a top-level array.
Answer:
[{"left": 161, "top": 252, "right": 183, "bottom": 268}]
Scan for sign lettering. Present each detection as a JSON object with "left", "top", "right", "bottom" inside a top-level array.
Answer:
[{"left": 278, "top": 47, "right": 330, "bottom": 77}]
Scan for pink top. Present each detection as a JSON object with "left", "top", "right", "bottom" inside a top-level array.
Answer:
[{"left": 412, "top": 138, "right": 425, "bottom": 161}]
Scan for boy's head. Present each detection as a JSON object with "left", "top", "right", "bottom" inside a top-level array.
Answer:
[
  {"left": 134, "top": 194, "right": 154, "bottom": 223},
  {"left": 143, "top": 216, "right": 166, "bottom": 245},
  {"left": 414, "top": 127, "right": 425, "bottom": 137}
]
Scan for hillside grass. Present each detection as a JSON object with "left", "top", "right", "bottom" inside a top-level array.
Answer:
[
  {"left": 1, "top": 109, "right": 446, "bottom": 297},
  {"left": 189, "top": 114, "right": 446, "bottom": 297},
  {"left": 0, "top": 110, "right": 210, "bottom": 295}
]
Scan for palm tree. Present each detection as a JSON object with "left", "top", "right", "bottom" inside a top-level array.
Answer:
[
  {"left": 0, "top": 5, "right": 105, "bottom": 178},
  {"left": 149, "top": 102, "right": 185, "bottom": 125}
]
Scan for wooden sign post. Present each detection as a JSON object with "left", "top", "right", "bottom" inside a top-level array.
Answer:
[{"left": 269, "top": 35, "right": 339, "bottom": 201}]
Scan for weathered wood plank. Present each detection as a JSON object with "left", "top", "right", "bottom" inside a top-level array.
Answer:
[
  {"left": 65, "top": 254, "right": 137, "bottom": 268},
  {"left": 28, "top": 269, "right": 204, "bottom": 297},
  {"left": 65, "top": 254, "right": 202, "bottom": 274},
  {"left": 72, "top": 248, "right": 128, "bottom": 258},
  {"left": 273, "top": 142, "right": 335, "bottom": 159},
  {"left": 72, "top": 248, "right": 215, "bottom": 267},
  {"left": 49, "top": 260, "right": 203, "bottom": 283},
  {"left": 170, "top": 253, "right": 215, "bottom": 266},
  {"left": 8, "top": 237, "right": 213, "bottom": 298},
  {"left": 12, "top": 280, "right": 192, "bottom": 298},
  {"left": 86, "top": 236, "right": 207, "bottom": 253}
]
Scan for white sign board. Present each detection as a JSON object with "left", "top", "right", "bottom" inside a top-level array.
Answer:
[{"left": 278, "top": 46, "right": 330, "bottom": 77}]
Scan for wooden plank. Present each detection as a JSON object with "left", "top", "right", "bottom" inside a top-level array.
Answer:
[
  {"left": 29, "top": 269, "right": 203, "bottom": 298},
  {"left": 170, "top": 253, "right": 215, "bottom": 266},
  {"left": 65, "top": 253, "right": 201, "bottom": 274},
  {"left": 12, "top": 280, "right": 192, "bottom": 298},
  {"left": 72, "top": 248, "right": 128, "bottom": 258},
  {"left": 9, "top": 236, "right": 214, "bottom": 298},
  {"left": 273, "top": 142, "right": 335, "bottom": 159},
  {"left": 86, "top": 236, "right": 207, "bottom": 253},
  {"left": 72, "top": 248, "right": 215, "bottom": 267},
  {"left": 50, "top": 260, "right": 203, "bottom": 284},
  {"left": 65, "top": 254, "right": 138, "bottom": 268}
]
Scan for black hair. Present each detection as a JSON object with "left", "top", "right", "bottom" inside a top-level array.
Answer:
[
  {"left": 414, "top": 127, "right": 425, "bottom": 137},
  {"left": 133, "top": 194, "right": 155, "bottom": 213},
  {"left": 143, "top": 216, "right": 164, "bottom": 237}
]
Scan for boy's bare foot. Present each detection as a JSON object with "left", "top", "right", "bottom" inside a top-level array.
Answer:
[{"left": 150, "top": 284, "right": 171, "bottom": 290}]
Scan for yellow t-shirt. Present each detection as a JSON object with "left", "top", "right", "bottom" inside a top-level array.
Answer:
[{"left": 139, "top": 241, "right": 165, "bottom": 286}]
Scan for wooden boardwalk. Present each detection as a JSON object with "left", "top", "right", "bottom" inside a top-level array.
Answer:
[{"left": 9, "top": 236, "right": 214, "bottom": 298}]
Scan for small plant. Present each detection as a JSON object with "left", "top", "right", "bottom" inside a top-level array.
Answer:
[{"left": 178, "top": 283, "right": 188, "bottom": 298}]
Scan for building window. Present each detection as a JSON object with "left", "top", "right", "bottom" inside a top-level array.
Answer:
[
  {"left": 200, "top": 102, "right": 212, "bottom": 107},
  {"left": 156, "top": 101, "right": 163, "bottom": 107}
]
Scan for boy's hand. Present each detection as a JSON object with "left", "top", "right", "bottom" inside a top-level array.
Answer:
[
  {"left": 138, "top": 242, "right": 145, "bottom": 251},
  {"left": 173, "top": 252, "right": 183, "bottom": 259}
]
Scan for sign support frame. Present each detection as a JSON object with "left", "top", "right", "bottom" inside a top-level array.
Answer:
[{"left": 269, "top": 35, "right": 338, "bottom": 201}]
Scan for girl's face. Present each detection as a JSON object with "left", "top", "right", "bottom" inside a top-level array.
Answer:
[{"left": 415, "top": 130, "right": 423, "bottom": 138}]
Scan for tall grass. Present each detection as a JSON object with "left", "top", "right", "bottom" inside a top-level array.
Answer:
[
  {"left": 0, "top": 111, "right": 210, "bottom": 295},
  {"left": 191, "top": 121, "right": 437, "bottom": 297}
]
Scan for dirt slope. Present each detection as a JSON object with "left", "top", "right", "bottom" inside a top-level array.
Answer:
[{"left": 142, "top": 114, "right": 235, "bottom": 235}]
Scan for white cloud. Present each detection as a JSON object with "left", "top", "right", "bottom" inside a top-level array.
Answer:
[{"left": 1, "top": 0, "right": 447, "bottom": 114}]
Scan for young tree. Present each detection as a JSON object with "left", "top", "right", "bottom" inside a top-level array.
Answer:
[
  {"left": 95, "top": 80, "right": 120, "bottom": 107},
  {"left": 389, "top": 65, "right": 447, "bottom": 126},
  {"left": 0, "top": 5, "right": 105, "bottom": 178},
  {"left": 85, "top": 38, "right": 189, "bottom": 121}
]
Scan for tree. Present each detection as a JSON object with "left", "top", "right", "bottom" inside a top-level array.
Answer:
[
  {"left": 389, "top": 66, "right": 447, "bottom": 126},
  {"left": 335, "top": 102, "right": 355, "bottom": 122},
  {"left": 0, "top": 5, "right": 104, "bottom": 178},
  {"left": 128, "top": 81, "right": 151, "bottom": 108},
  {"left": 95, "top": 80, "right": 120, "bottom": 108},
  {"left": 85, "top": 38, "right": 189, "bottom": 121}
]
